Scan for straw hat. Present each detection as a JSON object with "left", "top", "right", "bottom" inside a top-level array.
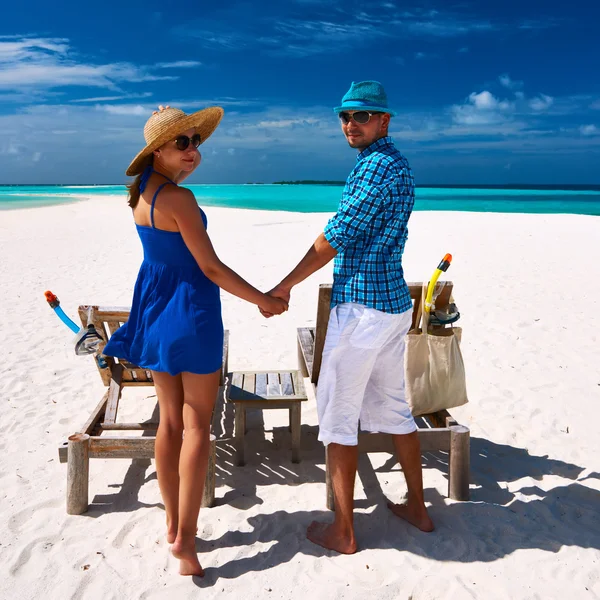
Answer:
[{"left": 126, "top": 105, "right": 224, "bottom": 176}]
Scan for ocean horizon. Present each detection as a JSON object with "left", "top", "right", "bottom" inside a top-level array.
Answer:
[{"left": 1, "top": 183, "right": 600, "bottom": 216}]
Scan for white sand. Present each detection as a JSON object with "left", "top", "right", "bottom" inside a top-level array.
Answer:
[{"left": 0, "top": 196, "right": 599, "bottom": 600}]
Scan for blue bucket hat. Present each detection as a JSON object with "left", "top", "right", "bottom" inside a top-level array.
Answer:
[{"left": 334, "top": 80, "right": 397, "bottom": 117}]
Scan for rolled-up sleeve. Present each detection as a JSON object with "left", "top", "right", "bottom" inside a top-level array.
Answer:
[{"left": 324, "top": 180, "right": 387, "bottom": 252}]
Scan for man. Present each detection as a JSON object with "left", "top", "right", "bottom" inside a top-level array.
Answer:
[{"left": 266, "top": 81, "right": 434, "bottom": 554}]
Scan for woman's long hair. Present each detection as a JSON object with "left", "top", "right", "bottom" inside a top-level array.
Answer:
[{"left": 127, "top": 154, "right": 154, "bottom": 209}]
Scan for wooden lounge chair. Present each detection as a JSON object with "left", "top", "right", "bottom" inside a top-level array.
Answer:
[
  {"left": 297, "top": 283, "right": 470, "bottom": 510},
  {"left": 224, "top": 370, "right": 307, "bottom": 465},
  {"left": 58, "top": 305, "right": 229, "bottom": 515}
]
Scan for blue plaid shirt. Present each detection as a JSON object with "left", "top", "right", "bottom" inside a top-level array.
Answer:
[{"left": 323, "top": 136, "right": 414, "bottom": 314}]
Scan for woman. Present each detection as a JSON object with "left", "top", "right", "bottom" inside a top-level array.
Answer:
[{"left": 103, "top": 105, "right": 287, "bottom": 576}]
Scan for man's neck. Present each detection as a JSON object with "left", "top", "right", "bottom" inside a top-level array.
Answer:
[{"left": 356, "top": 134, "right": 389, "bottom": 153}]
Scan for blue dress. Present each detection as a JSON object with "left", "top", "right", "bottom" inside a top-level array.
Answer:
[{"left": 103, "top": 176, "right": 223, "bottom": 375}]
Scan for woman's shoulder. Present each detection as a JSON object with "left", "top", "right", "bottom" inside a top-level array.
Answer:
[{"left": 162, "top": 185, "right": 200, "bottom": 217}]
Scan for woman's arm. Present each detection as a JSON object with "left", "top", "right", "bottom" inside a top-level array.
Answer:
[{"left": 167, "top": 187, "right": 287, "bottom": 315}]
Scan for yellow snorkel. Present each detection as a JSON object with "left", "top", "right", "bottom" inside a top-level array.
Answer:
[{"left": 424, "top": 253, "right": 453, "bottom": 313}]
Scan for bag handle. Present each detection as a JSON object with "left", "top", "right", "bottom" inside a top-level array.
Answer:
[{"left": 419, "top": 282, "right": 430, "bottom": 335}]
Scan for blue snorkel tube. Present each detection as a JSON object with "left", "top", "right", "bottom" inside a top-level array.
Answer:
[
  {"left": 45, "top": 291, "right": 106, "bottom": 361},
  {"left": 45, "top": 291, "right": 79, "bottom": 333}
]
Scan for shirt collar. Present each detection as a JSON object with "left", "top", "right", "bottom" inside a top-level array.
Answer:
[{"left": 357, "top": 136, "right": 394, "bottom": 162}]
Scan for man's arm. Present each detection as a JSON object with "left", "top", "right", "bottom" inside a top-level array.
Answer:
[{"left": 266, "top": 232, "right": 337, "bottom": 307}]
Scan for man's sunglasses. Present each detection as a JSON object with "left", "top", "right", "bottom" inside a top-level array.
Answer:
[
  {"left": 174, "top": 133, "right": 202, "bottom": 151},
  {"left": 338, "top": 111, "right": 382, "bottom": 125}
]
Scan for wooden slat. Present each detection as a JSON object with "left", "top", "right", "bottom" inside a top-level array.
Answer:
[
  {"left": 424, "top": 409, "right": 454, "bottom": 429},
  {"left": 280, "top": 372, "right": 293, "bottom": 396},
  {"left": 79, "top": 306, "right": 132, "bottom": 320},
  {"left": 267, "top": 372, "right": 281, "bottom": 397},
  {"left": 297, "top": 327, "right": 315, "bottom": 378},
  {"left": 291, "top": 370, "right": 305, "bottom": 397},
  {"left": 410, "top": 286, "right": 423, "bottom": 330},
  {"left": 102, "top": 364, "right": 124, "bottom": 425},
  {"left": 255, "top": 373, "right": 268, "bottom": 397},
  {"left": 81, "top": 392, "right": 109, "bottom": 435},
  {"left": 105, "top": 321, "right": 121, "bottom": 336},
  {"left": 227, "top": 371, "right": 307, "bottom": 401},
  {"left": 120, "top": 381, "right": 155, "bottom": 387},
  {"left": 357, "top": 428, "right": 451, "bottom": 454},
  {"left": 221, "top": 330, "right": 229, "bottom": 386},
  {"left": 88, "top": 436, "right": 155, "bottom": 459},
  {"left": 101, "top": 422, "right": 158, "bottom": 431},
  {"left": 312, "top": 284, "right": 332, "bottom": 384},
  {"left": 229, "top": 372, "right": 244, "bottom": 401},
  {"left": 230, "top": 399, "right": 303, "bottom": 409},
  {"left": 242, "top": 372, "right": 255, "bottom": 400}
]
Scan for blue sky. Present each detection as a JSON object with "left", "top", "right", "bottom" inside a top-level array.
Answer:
[{"left": 1, "top": 0, "right": 599, "bottom": 184}]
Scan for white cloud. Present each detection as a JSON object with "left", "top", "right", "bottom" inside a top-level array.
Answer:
[
  {"left": 71, "top": 93, "right": 153, "bottom": 103},
  {"left": 178, "top": 9, "right": 507, "bottom": 59},
  {"left": 499, "top": 74, "right": 523, "bottom": 90},
  {"left": 529, "top": 94, "right": 554, "bottom": 111},
  {"left": 580, "top": 124, "right": 599, "bottom": 136},
  {"left": 97, "top": 104, "right": 149, "bottom": 116},
  {"left": 253, "top": 118, "right": 319, "bottom": 129},
  {"left": 0, "top": 37, "right": 179, "bottom": 92},
  {"left": 590, "top": 100, "right": 600, "bottom": 110},
  {"left": 451, "top": 91, "right": 515, "bottom": 126},
  {"left": 155, "top": 61, "right": 202, "bottom": 69}
]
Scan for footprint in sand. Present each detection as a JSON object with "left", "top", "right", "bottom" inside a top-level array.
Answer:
[{"left": 8, "top": 498, "right": 62, "bottom": 534}]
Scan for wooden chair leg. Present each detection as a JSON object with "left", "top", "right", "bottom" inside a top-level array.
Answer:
[
  {"left": 201, "top": 434, "right": 216, "bottom": 508},
  {"left": 234, "top": 405, "right": 246, "bottom": 466},
  {"left": 325, "top": 446, "right": 335, "bottom": 511},
  {"left": 67, "top": 433, "right": 90, "bottom": 515},
  {"left": 288, "top": 408, "right": 293, "bottom": 432},
  {"left": 449, "top": 425, "right": 470, "bottom": 501},
  {"left": 290, "top": 403, "right": 301, "bottom": 463}
]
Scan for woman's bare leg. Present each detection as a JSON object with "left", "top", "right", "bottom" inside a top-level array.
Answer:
[
  {"left": 170, "top": 369, "right": 219, "bottom": 577},
  {"left": 152, "top": 371, "right": 184, "bottom": 544}
]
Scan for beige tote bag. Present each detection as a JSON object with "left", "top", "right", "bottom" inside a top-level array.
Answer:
[{"left": 405, "top": 285, "right": 468, "bottom": 416}]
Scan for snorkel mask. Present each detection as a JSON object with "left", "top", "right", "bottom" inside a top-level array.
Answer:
[{"left": 45, "top": 292, "right": 104, "bottom": 355}]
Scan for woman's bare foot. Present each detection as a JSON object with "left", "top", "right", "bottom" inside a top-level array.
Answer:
[
  {"left": 306, "top": 521, "right": 357, "bottom": 554},
  {"left": 166, "top": 520, "right": 178, "bottom": 544},
  {"left": 171, "top": 538, "right": 204, "bottom": 577},
  {"left": 387, "top": 501, "right": 434, "bottom": 532}
]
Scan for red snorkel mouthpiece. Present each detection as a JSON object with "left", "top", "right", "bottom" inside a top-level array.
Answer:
[{"left": 437, "top": 253, "right": 452, "bottom": 272}]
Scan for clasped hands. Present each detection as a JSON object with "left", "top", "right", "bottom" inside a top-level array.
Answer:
[{"left": 258, "top": 284, "right": 291, "bottom": 319}]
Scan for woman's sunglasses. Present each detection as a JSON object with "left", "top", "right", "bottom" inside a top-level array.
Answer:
[
  {"left": 338, "top": 111, "right": 382, "bottom": 125},
  {"left": 174, "top": 133, "right": 202, "bottom": 151}
]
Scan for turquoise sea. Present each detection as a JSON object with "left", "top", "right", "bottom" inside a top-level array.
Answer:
[{"left": 1, "top": 184, "right": 599, "bottom": 215}]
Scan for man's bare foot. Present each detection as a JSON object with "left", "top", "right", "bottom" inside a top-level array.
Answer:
[
  {"left": 306, "top": 521, "right": 357, "bottom": 554},
  {"left": 171, "top": 539, "right": 204, "bottom": 577},
  {"left": 387, "top": 501, "right": 434, "bottom": 532}
]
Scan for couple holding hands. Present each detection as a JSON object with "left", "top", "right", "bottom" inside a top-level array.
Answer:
[{"left": 103, "top": 81, "right": 433, "bottom": 577}]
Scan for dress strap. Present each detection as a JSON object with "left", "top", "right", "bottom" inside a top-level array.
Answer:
[
  {"left": 138, "top": 165, "right": 177, "bottom": 229},
  {"left": 150, "top": 182, "right": 175, "bottom": 229},
  {"left": 139, "top": 166, "right": 177, "bottom": 191}
]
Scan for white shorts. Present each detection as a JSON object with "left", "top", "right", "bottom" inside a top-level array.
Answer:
[{"left": 316, "top": 303, "right": 416, "bottom": 446}]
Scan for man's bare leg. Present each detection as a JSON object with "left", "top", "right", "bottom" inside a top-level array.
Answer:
[
  {"left": 388, "top": 431, "right": 434, "bottom": 532},
  {"left": 307, "top": 443, "right": 358, "bottom": 554}
]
